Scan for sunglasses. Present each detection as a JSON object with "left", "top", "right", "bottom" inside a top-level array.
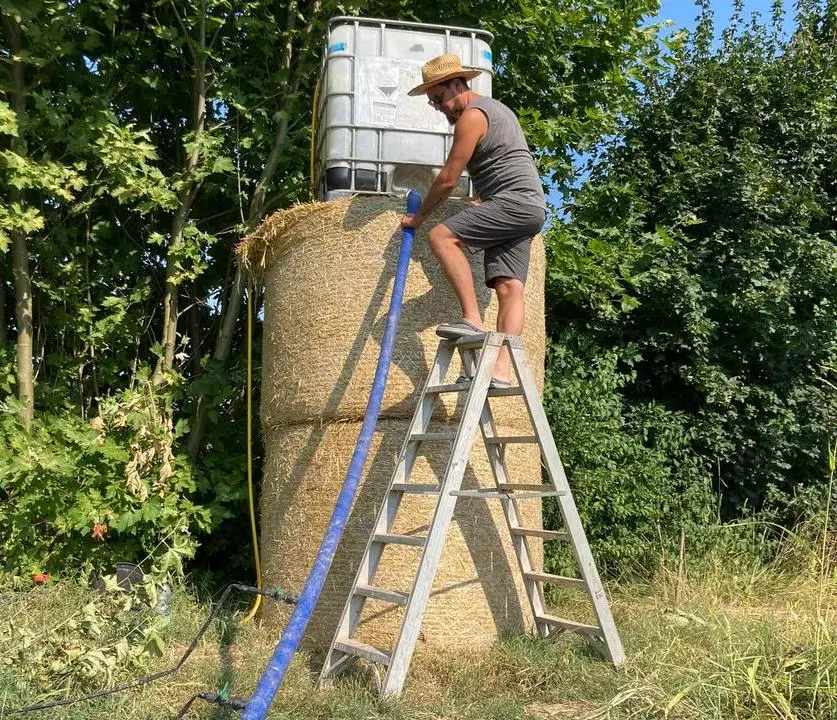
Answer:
[{"left": 426, "top": 82, "right": 453, "bottom": 110}]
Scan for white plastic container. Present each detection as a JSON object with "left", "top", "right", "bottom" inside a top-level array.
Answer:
[{"left": 314, "top": 17, "right": 494, "bottom": 200}]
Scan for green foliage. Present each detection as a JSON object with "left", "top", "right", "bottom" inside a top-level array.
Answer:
[
  {"left": 0, "top": 0, "right": 831, "bottom": 587},
  {"left": 543, "top": 337, "right": 713, "bottom": 573},
  {"left": 4, "top": 538, "right": 836, "bottom": 718},
  {"left": 482, "top": 0, "right": 666, "bottom": 187},
  {"left": 546, "top": 0, "right": 837, "bottom": 572},
  {"left": 0, "top": 373, "right": 209, "bottom": 576},
  {"left": 0, "top": 99, "right": 16, "bottom": 135}
]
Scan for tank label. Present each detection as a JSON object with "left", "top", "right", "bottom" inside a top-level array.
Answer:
[
  {"left": 328, "top": 42, "right": 347, "bottom": 54},
  {"left": 482, "top": 49, "right": 493, "bottom": 63},
  {"left": 354, "top": 56, "right": 449, "bottom": 132}
]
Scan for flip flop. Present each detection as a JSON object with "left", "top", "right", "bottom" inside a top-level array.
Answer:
[
  {"left": 489, "top": 378, "right": 513, "bottom": 390},
  {"left": 452, "top": 374, "right": 513, "bottom": 390},
  {"left": 435, "top": 319, "right": 485, "bottom": 339}
]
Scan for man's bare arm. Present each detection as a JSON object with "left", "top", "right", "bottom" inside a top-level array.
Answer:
[{"left": 401, "top": 108, "right": 486, "bottom": 228}]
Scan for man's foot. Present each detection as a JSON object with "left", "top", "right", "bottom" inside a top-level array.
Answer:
[{"left": 436, "top": 319, "right": 485, "bottom": 339}]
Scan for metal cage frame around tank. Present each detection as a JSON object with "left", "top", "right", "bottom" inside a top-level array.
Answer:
[{"left": 313, "top": 16, "right": 494, "bottom": 199}]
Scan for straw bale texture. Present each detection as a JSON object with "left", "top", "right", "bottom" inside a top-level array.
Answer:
[
  {"left": 241, "top": 196, "right": 545, "bottom": 430},
  {"left": 260, "top": 418, "right": 544, "bottom": 655}
]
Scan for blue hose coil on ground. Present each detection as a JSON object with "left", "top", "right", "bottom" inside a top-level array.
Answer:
[{"left": 242, "top": 189, "right": 423, "bottom": 720}]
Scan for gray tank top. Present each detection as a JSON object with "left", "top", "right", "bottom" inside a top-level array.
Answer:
[{"left": 465, "top": 96, "right": 545, "bottom": 208}]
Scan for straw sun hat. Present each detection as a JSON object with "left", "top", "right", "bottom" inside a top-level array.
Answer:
[{"left": 407, "top": 53, "right": 483, "bottom": 96}]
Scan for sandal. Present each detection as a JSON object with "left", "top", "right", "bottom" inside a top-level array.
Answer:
[
  {"left": 452, "top": 374, "right": 513, "bottom": 390},
  {"left": 489, "top": 378, "right": 513, "bottom": 390},
  {"left": 435, "top": 319, "right": 484, "bottom": 339}
]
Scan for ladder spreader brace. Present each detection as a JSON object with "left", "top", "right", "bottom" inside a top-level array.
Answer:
[{"left": 319, "top": 332, "right": 625, "bottom": 695}]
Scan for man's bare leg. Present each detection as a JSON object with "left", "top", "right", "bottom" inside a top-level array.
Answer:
[
  {"left": 492, "top": 276, "right": 525, "bottom": 383},
  {"left": 428, "top": 224, "right": 485, "bottom": 330}
]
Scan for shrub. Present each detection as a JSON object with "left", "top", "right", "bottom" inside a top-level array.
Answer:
[{"left": 0, "top": 371, "right": 209, "bottom": 576}]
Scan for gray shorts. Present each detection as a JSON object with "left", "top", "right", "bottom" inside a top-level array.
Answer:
[{"left": 442, "top": 198, "right": 546, "bottom": 287}]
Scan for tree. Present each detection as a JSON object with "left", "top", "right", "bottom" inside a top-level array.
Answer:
[
  {"left": 2, "top": 8, "right": 36, "bottom": 427},
  {"left": 549, "top": 0, "right": 837, "bottom": 549}
]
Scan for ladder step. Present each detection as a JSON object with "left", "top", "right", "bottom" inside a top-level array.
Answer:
[
  {"left": 497, "top": 483, "right": 560, "bottom": 492},
  {"left": 426, "top": 382, "right": 522, "bottom": 398},
  {"left": 355, "top": 584, "right": 409, "bottom": 605},
  {"left": 426, "top": 382, "right": 470, "bottom": 394},
  {"left": 451, "top": 489, "right": 563, "bottom": 500},
  {"left": 511, "top": 528, "right": 571, "bottom": 541},
  {"left": 410, "top": 432, "right": 456, "bottom": 443},
  {"left": 373, "top": 533, "right": 426, "bottom": 547},
  {"left": 524, "top": 572, "right": 587, "bottom": 590},
  {"left": 452, "top": 335, "right": 488, "bottom": 349},
  {"left": 536, "top": 614, "right": 601, "bottom": 635},
  {"left": 488, "top": 386, "right": 524, "bottom": 397},
  {"left": 333, "top": 639, "right": 391, "bottom": 666},
  {"left": 484, "top": 435, "right": 538, "bottom": 444},
  {"left": 390, "top": 483, "right": 440, "bottom": 495}
]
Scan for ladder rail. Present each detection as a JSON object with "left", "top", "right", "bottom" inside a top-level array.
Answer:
[
  {"left": 508, "top": 340, "right": 625, "bottom": 666},
  {"left": 382, "top": 337, "right": 502, "bottom": 695},
  {"left": 465, "top": 344, "right": 550, "bottom": 636},
  {"left": 320, "top": 340, "right": 457, "bottom": 680}
]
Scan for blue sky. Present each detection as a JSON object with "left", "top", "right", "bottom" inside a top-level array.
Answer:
[{"left": 657, "top": 0, "right": 796, "bottom": 36}]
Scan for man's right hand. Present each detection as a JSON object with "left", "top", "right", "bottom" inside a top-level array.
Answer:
[{"left": 400, "top": 214, "right": 422, "bottom": 229}]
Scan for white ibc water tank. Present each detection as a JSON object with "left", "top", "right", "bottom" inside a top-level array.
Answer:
[{"left": 314, "top": 17, "right": 494, "bottom": 200}]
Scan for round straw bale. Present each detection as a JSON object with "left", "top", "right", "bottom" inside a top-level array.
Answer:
[
  {"left": 242, "top": 196, "right": 545, "bottom": 430},
  {"left": 259, "top": 417, "right": 544, "bottom": 656}
]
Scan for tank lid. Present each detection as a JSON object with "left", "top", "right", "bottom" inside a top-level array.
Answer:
[{"left": 328, "top": 15, "right": 494, "bottom": 43}]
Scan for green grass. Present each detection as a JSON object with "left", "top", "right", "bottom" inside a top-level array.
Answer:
[{"left": 1, "top": 538, "right": 835, "bottom": 720}]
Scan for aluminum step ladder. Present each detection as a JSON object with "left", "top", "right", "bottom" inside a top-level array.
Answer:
[{"left": 319, "top": 332, "right": 624, "bottom": 696}]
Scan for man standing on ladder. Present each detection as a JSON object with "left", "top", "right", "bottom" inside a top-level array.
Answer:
[{"left": 400, "top": 54, "right": 546, "bottom": 388}]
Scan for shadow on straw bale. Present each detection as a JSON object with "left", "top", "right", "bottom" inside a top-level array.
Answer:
[
  {"left": 259, "top": 417, "right": 544, "bottom": 660},
  {"left": 240, "top": 195, "right": 545, "bottom": 429}
]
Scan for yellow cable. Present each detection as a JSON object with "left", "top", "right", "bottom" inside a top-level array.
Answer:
[
  {"left": 309, "top": 76, "right": 321, "bottom": 196},
  {"left": 242, "top": 282, "right": 262, "bottom": 623}
]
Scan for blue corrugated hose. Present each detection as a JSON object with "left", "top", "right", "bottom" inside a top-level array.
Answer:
[{"left": 242, "top": 189, "right": 423, "bottom": 720}]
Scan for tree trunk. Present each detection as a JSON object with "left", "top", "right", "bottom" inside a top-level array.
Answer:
[
  {"left": 156, "top": 3, "right": 207, "bottom": 381},
  {"left": 3, "top": 13, "right": 34, "bottom": 427},
  {"left": 186, "top": 0, "right": 323, "bottom": 460},
  {"left": 11, "top": 231, "right": 34, "bottom": 426},
  {"left": 188, "top": 284, "right": 202, "bottom": 377},
  {"left": 0, "top": 276, "right": 7, "bottom": 347}
]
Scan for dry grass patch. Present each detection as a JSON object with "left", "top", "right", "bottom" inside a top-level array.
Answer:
[{"left": 2, "top": 540, "right": 836, "bottom": 719}]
